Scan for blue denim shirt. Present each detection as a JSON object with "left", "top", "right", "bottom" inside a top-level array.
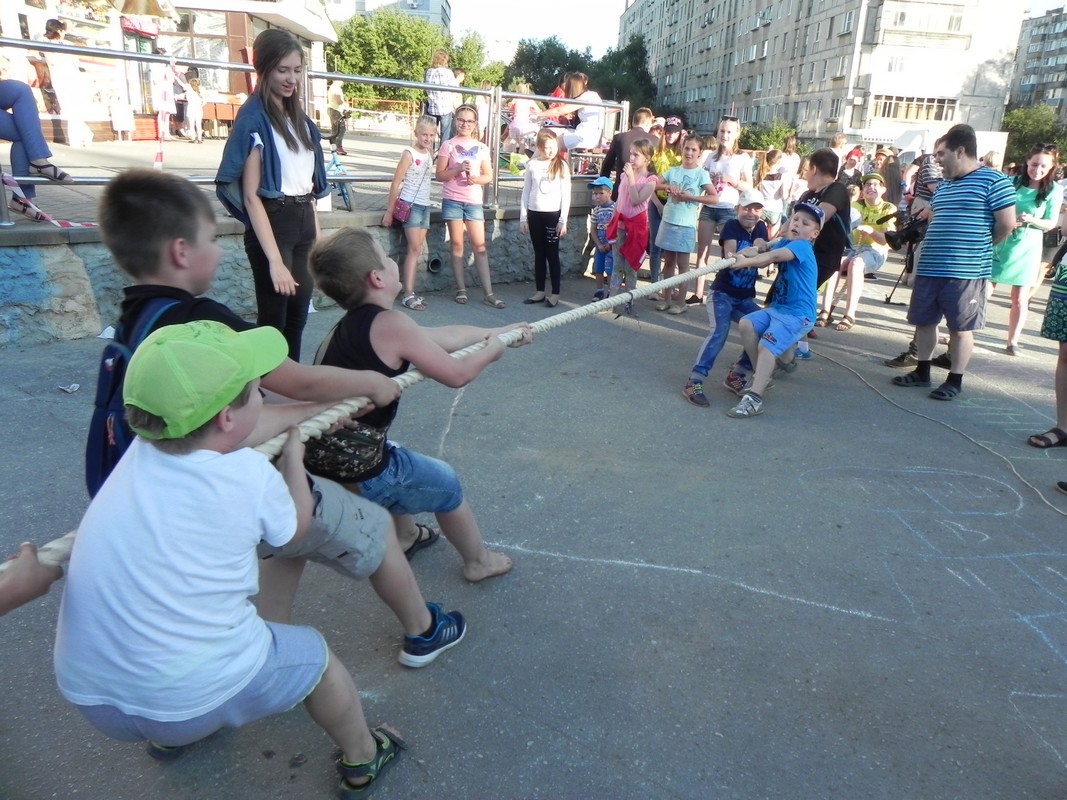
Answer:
[{"left": 215, "top": 93, "right": 328, "bottom": 226}]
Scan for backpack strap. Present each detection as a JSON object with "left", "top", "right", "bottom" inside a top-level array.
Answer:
[{"left": 120, "top": 297, "right": 180, "bottom": 347}]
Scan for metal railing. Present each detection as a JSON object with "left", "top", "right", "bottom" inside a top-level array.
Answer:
[{"left": 0, "top": 36, "right": 628, "bottom": 227}]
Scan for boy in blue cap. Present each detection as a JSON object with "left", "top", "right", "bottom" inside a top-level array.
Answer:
[{"left": 588, "top": 176, "right": 616, "bottom": 300}]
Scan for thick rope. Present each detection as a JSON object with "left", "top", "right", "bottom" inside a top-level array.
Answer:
[{"left": 3, "top": 258, "right": 735, "bottom": 573}]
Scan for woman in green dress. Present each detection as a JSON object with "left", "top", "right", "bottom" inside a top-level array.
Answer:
[{"left": 991, "top": 143, "right": 1062, "bottom": 354}]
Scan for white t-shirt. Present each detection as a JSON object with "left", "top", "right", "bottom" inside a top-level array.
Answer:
[
  {"left": 520, "top": 157, "right": 572, "bottom": 218},
  {"left": 399, "top": 146, "right": 435, "bottom": 206},
  {"left": 55, "top": 439, "right": 296, "bottom": 721},
  {"left": 703, "top": 150, "right": 754, "bottom": 209},
  {"left": 252, "top": 127, "right": 314, "bottom": 196}
]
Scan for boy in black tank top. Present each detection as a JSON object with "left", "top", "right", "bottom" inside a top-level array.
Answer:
[{"left": 310, "top": 227, "right": 534, "bottom": 583}]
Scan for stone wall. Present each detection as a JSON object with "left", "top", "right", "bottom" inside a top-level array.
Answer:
[{"left": 0, "top": 206, "right": 593, "bottom": 346}]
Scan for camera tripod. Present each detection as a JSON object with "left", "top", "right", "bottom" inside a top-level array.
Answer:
[{"left": 884, "top": 238, "right": 915, "bottom": 305}]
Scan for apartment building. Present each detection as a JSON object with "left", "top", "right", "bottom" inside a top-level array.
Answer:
[
  {"left": 323, "top": 0, "right": 451, "bottom": 29},
  {"left": 619, "top": 0, "right": 1023, "bottom": 143},
  {"left": 1009, "top": 6, "right": 1067, "bottom": 123}
]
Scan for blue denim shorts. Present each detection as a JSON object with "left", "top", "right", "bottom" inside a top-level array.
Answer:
[
  {"left": 741, "top": 306, "right": 812, "bottom": 358},
  {"left": 699, "top": 205, "right": 738, "bottom": 225},
  {"left": 402, "top": 202, "right": 431, "bottom": 230},
  {"left": 441, "top": 198, "right": 485, "bottom": 222},
  {"left": 357, "top": 442, "right": 463, "bottom": 515}
]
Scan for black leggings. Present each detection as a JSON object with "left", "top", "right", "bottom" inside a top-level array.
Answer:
[
  {"left": 245, "top": 200, "right": 316, "bottom": 361},
  {"left": 528, "top": 209, "right": 562, "bottom": 294}
]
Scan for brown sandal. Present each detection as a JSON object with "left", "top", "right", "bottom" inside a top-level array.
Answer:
[{"left": 834, "top": 315, "right": 855, "bottom": 331}]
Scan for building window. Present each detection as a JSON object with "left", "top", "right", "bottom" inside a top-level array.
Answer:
[
  {"left": 947, "top": 13, "right": 962, "bottom": 32},
  {"left": 829, "top": 97, "right": 842, "bottom": 118},
  {"left": 871, "top": 95, "right": 958, "bottom": 122},
  {"left": 841, "top": 10, "right": 854, "bottom": 34}
]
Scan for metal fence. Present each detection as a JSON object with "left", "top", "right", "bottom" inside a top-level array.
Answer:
[{"left": 0, "top": 35, "right": 627, "bottom": 226}]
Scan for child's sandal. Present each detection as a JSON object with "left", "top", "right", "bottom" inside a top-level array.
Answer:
[
  {"left": 401, "top": 293, "right": 427, "bottom": 311},
  {"left": 834, "top": 315, "right": 855, "bottom": 331},
  {"left": 482, "top": 293, "right": 505, "bottom": 309},
  {"left": 337, "top": 725, "right": 406, "bottom": 799},
  {"left": 814, "top": 310, "right": 830, "bottom": 327},
  {"left": 454, "top": 290, "right": 468, "bottom": 305}
]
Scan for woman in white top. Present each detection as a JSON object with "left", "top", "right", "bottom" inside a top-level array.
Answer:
[
  {"left": 694, "top": 116, "right": 754, "bottom": 299},
  {"left": 538, "top": 72, "right": 603, "bottom": 152},
  {"left": 216, "top": 29, "right": 326, "bottom": 361}
]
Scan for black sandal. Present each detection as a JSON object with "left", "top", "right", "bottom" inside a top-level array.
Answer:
[
  {"left": 403, "top": 524, "right": 440, "bottom": 561},
  {"left": 891, "top": 371, "right": 931, "bottom": 388},
  {"left": 338, "top": 725, "right": 406, "bottom": 798},
  {"left": 1028, "top": 427, "right": 1067, "bottom": 449},
  {"left": 29, "top": 162, "right": 73, "bottom": 184}
]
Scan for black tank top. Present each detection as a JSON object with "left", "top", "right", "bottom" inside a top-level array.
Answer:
[{"left": 320, "top": 305, "right": 410, "bottom": 431}]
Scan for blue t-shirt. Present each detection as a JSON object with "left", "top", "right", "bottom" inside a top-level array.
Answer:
[
  {"left": 661, "top": 166, "right": 713, "bottom": 228},
  {"left": 917, "top": 167, "right": 1015, "bottom": 280},
  {"left": 768, "top": 238, "right": 817, "bottom": 320},
  {"left": 710, "top": 218, "right": 769, "bottom": 299},
  {"left": 591, "top": 202, "right": 615, "bottom": 244}
]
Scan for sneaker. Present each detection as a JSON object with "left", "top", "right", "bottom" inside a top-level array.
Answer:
[
  {"left": 1057, "top": 480, "right": 1067, "bottom": 496},
  {"left": 683, "top": 379, "right": 710, "bottom": 407},
  {"left": 146, "top": 741, "right": 186, "bottom": 761},
  {"left": 774, "top": 356, "right": 798, "bottom": 375},
  {"left": 795, "top": 349, "right": 813, "bottom": 361},
  {"left": 806, "top": 329, "right": 818, "bottom": 339},
  {"left": 685, "top": 294, "right": 704, "bottom": 305},
  {"left": 667, "top": 304, "right": 688, "bottom": 315},
  {"left": 864, "top": 272, "right": 878, "bottom": 281},
  {"left": 884, "top": 350, "right": 918, "bottom": 369},
  {"left": 592, "top": 289, "right": 607, "bottom": 301},
  {"left": 727, "top": 391, "right": 764, "bottom": 418},
  {"left": 655, "top": 301, "right": 671, "bottom": 311},
  {"left": 723, "top": 371, "right": 748, "bottom": 395},
  {"left": 399, "top": 603, "right": 466, "bottom": 668},
  {"left": 931, "top": 352, "right": 952, "bottom": 370}
]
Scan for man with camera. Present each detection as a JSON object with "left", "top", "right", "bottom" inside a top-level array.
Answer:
[{"left": 890, "top": 124, "right": 1016, "bottom": 401}]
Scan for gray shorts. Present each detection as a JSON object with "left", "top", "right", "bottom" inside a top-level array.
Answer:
[
  {"left": 76, "top": 622, "right": 327, "bottom": 747},
  {"left": 907, "top": 275, "right": 987, "bottom": 332},
  {"left": 258, "top": 475, "right": 390, "bottom": 580}
]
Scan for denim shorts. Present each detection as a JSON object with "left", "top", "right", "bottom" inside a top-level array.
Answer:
[
  {"left": 258, "top": 475, "right": 390, "bottom": 579},
  {"left": 441, "top": 198, "right": 485, "bottom": 222},
  {"left": 699, "top": 205, "right": 738, "bottom": 225},
  {"left": 846, "top": 245, "right": 887, "bottom": 272},
  {"left": 357, "top": 442, "right": 463, "bottom": 515},
  {"left": 741, "top": 306, "right": 812, "bottom": 358},
  {"left": 402, "top": 202, "right": 431, "bottom": 230},
  {"left": 76, "top": 622, "right": 327, "bottom": 747}
]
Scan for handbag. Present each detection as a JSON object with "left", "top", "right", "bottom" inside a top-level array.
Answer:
[{"left": 393, "top": 197, "right": 413, "bottom": 223}]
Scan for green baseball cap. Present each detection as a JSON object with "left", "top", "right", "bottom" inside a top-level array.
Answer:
[{"left": 124, "top": 321, "right": 288, "bottom": 440}]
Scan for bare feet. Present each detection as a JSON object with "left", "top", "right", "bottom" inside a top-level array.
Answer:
[{"left": 463, "top": 549, "right": 513, "bottom": 582}]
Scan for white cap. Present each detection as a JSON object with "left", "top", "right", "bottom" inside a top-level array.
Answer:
[{"left": 738, "top": 188, "right": 764, "bottom": 207}]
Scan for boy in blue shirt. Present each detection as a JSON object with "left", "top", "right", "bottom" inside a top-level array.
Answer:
[
  {"left": 722, "top": 200, "right": 822, "bottom": 418},
  {"left": 683, "top": 189, "right": 768, "bottom": 407},
  {"left": 588, "top": 176, "right": 616, "bottom": 300}
]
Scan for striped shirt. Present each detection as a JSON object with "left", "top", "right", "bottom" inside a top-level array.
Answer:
[{"left": 916, "top": 167, "right": 1015, "bottom": 280}]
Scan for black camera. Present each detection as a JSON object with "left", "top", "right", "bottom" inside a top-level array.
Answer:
[{"left": 878, "top": 212, "right": 927, "bottom": 251}]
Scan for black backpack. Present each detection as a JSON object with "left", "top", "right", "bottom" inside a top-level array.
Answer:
[{"left": 85, "top": 298, "right": 179, "bottom": 497}]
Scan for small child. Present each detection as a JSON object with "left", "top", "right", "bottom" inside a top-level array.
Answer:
[
  {"left": 682, "top": 189, "right": 768, "bottom": 407},
  {"left": 309, "top": 227, "right": 534, "bottom": 582},
  {"left": 655, "top": 134, "right": 717, "bottom": 314},
  {"left": 520, "top": 128, "right": 572, "bottom": 308},
  {"left": 185, "top": 77, "right": 204, "bottom": 144},
  {"left": 383, "top": 115, "right": 437, "bottom": 311},
  {"left": 55, "top": 321, "right": 405, "bottom": 795},
  {"left": 588, "top": 176, "right": 616, "bottom": 300},
  {"left": 722, "top": 200, "right": 823, "bottom": 418},
  {"left": 606, "top": 138, "right": 658, "bottom": 315}
]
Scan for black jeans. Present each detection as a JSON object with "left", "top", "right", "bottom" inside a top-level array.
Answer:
[
  {"left": 244, "top": 199, "right": 316, "bottom": 361},
  {"left": 327, "top": 108, "right": 346, "bottom": 150},
  {"left": 528, "top": 209, "right": 562, "bottom": 294}
]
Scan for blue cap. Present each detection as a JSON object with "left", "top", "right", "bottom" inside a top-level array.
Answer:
[
  {"left": 793, "top": 200, "right": 825, "bottom": 225},
  {"left": 589, "top": 176, "right": 613, "bottom": 190}
]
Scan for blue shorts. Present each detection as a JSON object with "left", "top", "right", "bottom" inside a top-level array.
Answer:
[
  {"left": 75, "top": 622, "right": 328, "bottom": 747},
  {"left": 699, "top": 205, "right": 738, "bottom": 225},
  {"left": 402, "top": 202, "right": 431, "bottom": 230},
  {"left": 741, "top": 306, "right": 812, "bottom": 358},
  {"left": 441, "top": 198, "right": 485, "bottom": 222},
  {"left": 357, "top": 442, "right": 463, "bottom": 515},
  {"left": 593, "top": 248, "right": 614, "bottom": 276},
  {"left": 907, "top": 275, "right": 987, "bottom": 332}
]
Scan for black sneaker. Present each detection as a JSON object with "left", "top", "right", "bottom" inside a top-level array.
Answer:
[
  {"left": 884, "top": 350, "right": 918, "bottom": 368},
  {"left": 399, "top": 603, "right": 466, "bottom": 668},
  {"left": 685, "top": 294, "right": 704, "bottom": 305},
  {"left": 931, "top": 352, "right": 952, "bottom": 370}
]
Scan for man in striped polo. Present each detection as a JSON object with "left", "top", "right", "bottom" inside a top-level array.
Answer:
[{"left": 890, "top": 124, "right": 1016, "bottom": 401}]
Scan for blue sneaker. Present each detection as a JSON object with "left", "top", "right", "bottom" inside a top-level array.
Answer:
[
  {"left": 399, "top": 603, "right": 466, "bottom": 668},
  {"left": 795, "top": 349, "right": 813, "bottom": 360}
]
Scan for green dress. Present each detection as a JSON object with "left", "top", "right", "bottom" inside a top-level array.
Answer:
[{"left": 991, "top": 182, "right": 1063, "bottom": 286}]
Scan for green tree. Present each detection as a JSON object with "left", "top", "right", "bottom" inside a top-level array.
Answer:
[
  {"left": 327, "top": 9, "right": 448, "bottom": 104},
  {"left": 1002, "top": 104, "right": 1067, "bottom": 166},
  {"left": 739, "top": 119, "right": 798, "bottom": 152},
  {"left": 503, "top": 36, "right": 589, "bottom": 96},
  {"left": 588, "top": 35, "right": 655, "bottom": 110},
  {"left": 450, "top": 31, "right": 504, "bottom": 88}
]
